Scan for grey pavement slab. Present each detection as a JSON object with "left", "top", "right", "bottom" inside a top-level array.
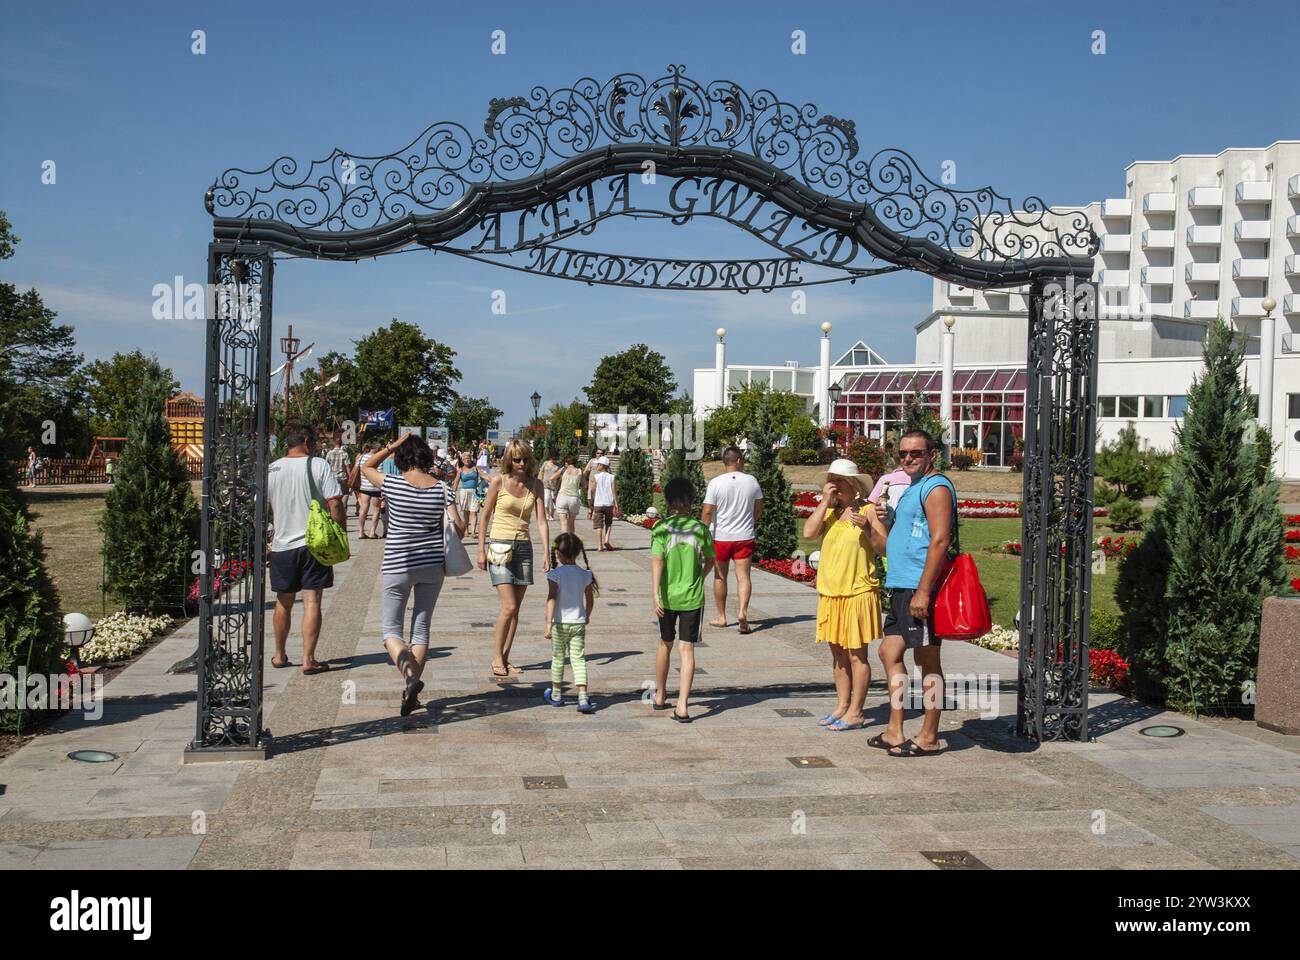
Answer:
[{"left": 3, "top": 519, "right": 1300, "bottom": 869}]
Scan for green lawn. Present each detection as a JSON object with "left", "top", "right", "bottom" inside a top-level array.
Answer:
[
  {"left": 21, "top": 489, "right": 113, "bottom": 617},
  {"left": 797, "top": 514, "right": 1123, "bottom": 628}
]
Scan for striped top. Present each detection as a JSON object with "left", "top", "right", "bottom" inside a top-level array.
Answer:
[
  {"left": 379, "top": 473, "right": 450, "bottom": 575},
  {"left": 358, "top": 452, "right": 379, "bottom": 493}
]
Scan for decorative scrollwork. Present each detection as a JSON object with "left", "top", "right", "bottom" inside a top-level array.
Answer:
[{"left": 206, "top": 65, "right": 1096, "bottom": 269}]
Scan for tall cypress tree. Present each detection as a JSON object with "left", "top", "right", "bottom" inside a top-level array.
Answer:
[
  {"left": 614, "top": 444, "right": 654, "bottom": 515},
  {"left": 1116, "top": 318, "right": 1286, "bottom": 710},
  {"left": 751, "top": 394, "right": 796, "bottom": 560},
  {"left": 661, "top": 446, "right": 707, "bottom": 513},
  {"left": 100, "top": 377, "right": 200, "bottom": 613}
]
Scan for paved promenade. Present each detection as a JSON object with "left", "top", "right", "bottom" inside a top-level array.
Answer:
[{"left": 2, "top": 521, "right": 1299, "bottom": 870}]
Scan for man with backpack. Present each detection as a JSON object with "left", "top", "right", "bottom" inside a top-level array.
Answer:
[
  {"left": 874, "top": 429, "right": 955, "bottom": 757},
  {"left": 267, "top": 423, "right": 346, "bottom": 675}
]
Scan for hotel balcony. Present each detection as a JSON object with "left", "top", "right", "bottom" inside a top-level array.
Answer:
[
  {"left": 1141, "top": 266, "right": 1175, "bottom": 285},
  {"left": 1286, "top": 254, "right": 1300, "bottom": 276},
  {"left": 1288, "top": 215, "right": 1300, "bottom": 238},
  {"left": 1234, "top": 221, "right": 1272, "bottom": 241},
  {"left": 1186, "top": 262, "right": 1220, "bottom": 283},
  {"left": 1141, "top": 229, "right": 1175, "bottom": 250},
  {"left": 1290, "top": 174, "right": 1300, "bottom": 199},
  {"left": 1232, "top": 297, "right": 1268, "bottom": 318},
  {"left": 1187, "top": 186, "right": 1223, "bottom": 209},
  {"left": 1185, "top": 300, "right": 1219, "bottom": 320},
  {"left": 1232, "top": 258, "right": 1269, "bottom": 279},
  {"left": 1235, "top": 181, "right": 1272, "bottom": 203},
  {"left": 947, "top": 283, "right": 974, "bottom": 302},
  {"left": 1101, "top": 198, "right": 1132, "bottom": 218},
  {"left": 1099, "top": 270, "right": 1130, "bottom": 289},
  {"left": 1143, "top": 192, "right": 1176, "bottom": 213},
  {"left": 1100, "top": 233, "right": 1131, "bottom": 254},
  {"left": 1186, "top": 225, "right": 1222, "bottom": 246},
  {"left": 1285, "top": 295, "right": 1299, "bottom": 316}
]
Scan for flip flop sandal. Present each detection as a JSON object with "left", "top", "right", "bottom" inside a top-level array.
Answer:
[
  {"left": 652, "top": 702, "right": 674, "bottom": 711},
  {"left": 302, "top": 662, "right": 331, "bottom": 675},
  {"left": 738, "top": 622, "right": 753, "bottom": 635},
  {"left": 868, "top": 733, "right": 904, "bottom": 750},
  {"left": 671, "top": 711, "right": 692, "bottom": 724},
  {"left": 271, "top": 657, "right": 292, "bottom": 669},
  {"left": 888, "top": 739, "right": 943, "bottom": 758},
  {"left": 400, "top": 679, "right": 424, "bottom": 717},
  {"left": 817, "top": 714, "right": 841, "bottom": 726},
  {"left": 826, "top": 718, "right": 866, "bottom": 732},
  {"left": 507, "top": 663, "right": 523, "bottom": 675}
]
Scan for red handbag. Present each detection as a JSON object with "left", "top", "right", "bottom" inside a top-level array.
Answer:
[{"left": 932, "top": 553, "right": 992, "bottom": 640}]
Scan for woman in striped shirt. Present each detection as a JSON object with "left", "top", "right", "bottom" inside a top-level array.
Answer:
[{"left": 363, "top": 434, "right": 466, "bottom": 716}]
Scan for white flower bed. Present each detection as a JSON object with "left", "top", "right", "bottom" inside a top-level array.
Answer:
[
  {"left": 621, "top": 513, "right": 649, "bottom": 525},
  {"left": 969, "top": 623, "right": 1020, "bottom": 652},
  {"left": 71, "top": 612, "right": 173, "bottom": 665}
]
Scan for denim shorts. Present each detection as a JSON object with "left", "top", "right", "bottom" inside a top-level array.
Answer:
[{"left": 488, "top": 538, "right": 533, "bottom": 586}]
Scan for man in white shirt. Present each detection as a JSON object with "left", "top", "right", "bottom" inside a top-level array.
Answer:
[
  {"left": 701, "top": 445, "right": 764, "bottom": 634},
  {"left": 267, "top": 423, "right": 346, "bottom": 676}
]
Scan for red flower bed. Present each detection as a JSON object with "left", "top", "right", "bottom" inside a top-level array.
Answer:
[
  {"left": 1089, "top": 649, "right": 1130, "bottom": 690},
  {"left": 1292, "top": 578, "right": 1300, "bottom": 593},
  {"left": 1098, "top": 535, "right": 1138, "bottom": 559},
  {"left": 641, "top": 517, "right": 656, "bottom": 530},
  {"left": 1003, "top": 541, "right": 1022, "bottom": 555},
  {"left": 1286, "top": 545, "right": 1300, "bottom": 563},
  {"left": 185, "top": 558, "right": 253, "bottom": 615},
  {"left": 1287, "top": 530, "right": 1300, "bottom": 543},
  {"left": 758, "top": 557, "right": 817, "bottom": 588},
  {"left": 1286, "top": 515, "right": 1300, "bottom": 527}
]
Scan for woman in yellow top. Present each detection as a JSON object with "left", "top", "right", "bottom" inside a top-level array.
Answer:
[
  {"left": 478, "top": 439, "right": 551, "bottom": 678},
  {"left": 802, "top": 458, "right": 889, "bottom": 731}
]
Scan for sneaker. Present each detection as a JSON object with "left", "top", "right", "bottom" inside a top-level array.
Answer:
[
  {"left": 542, "top": 688, "right": 564, "bottom": 707},
  {"left": 577, "top": 700, "right": 595, "bottom": 715}
]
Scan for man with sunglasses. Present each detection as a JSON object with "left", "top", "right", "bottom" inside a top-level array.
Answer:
[{"left": 874, "top": 429, "right": 955, "bottom": 757}]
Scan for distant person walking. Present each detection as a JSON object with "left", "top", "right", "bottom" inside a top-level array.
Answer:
[
  {"left": 456, "top": 451, "right": 488, "bottom": 538},
  {"left": 553, "top": 453, "right": 583, "bottom": 535},
  {"left": 478, "top": 439, "right": 551, "bottom": 678},
  {"left": 543, "top": 532, "right": 598, "bottom": 713},
  {"left": 267, "top": 423, "right": 346, "bottom": 675},
  {"left": 701, "top": 446, "right": 763, "bottom": 634},
  {"left": 877, "top": 429, "right": 955, "bottom": 757},
  {"left": 363, "top": 434, "right": 465, "bottom": 716},
  {"left": 803, "top": 459, "right": 888, "bottom": 731},
  {"left": 587, "top": 456, "right": 618, "bottom": 551},
  {"left": 651, "top": 477, "right": 714, "bottom": 723},
  {"left": 24, "top": 447, "right": 39, "bottom": 487},
  {"left": 325, "top": 438, "right": 351, "bottom": 514},
  {"left": 352, "top": 442, "right": 381, "bottom": 535},
  {"left": 542, "top": 452, "right": 562, "bottom": 520}
]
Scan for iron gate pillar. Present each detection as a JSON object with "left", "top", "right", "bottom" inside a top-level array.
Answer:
[
  {"left": 1016, "top": 275, "right": 1099, "bottom": 742},
  {"left": 185, "top": 243, "right": 274, "bottom": 761}
]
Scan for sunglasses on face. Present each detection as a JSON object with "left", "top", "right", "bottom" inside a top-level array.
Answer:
[{"left": 898, "top": 449, "right": 928, "bottom": 460}]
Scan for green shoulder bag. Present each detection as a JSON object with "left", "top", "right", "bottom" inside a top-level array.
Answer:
[{"left": 305, "top": 455, "right": 350, "bottom": 565}]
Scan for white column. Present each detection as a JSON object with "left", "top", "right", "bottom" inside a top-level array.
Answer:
[
  {"left": 1259, "top": 298, "right": 1277, "bottom": 433},
  {"left": 714, "top": 327, "right": 727, "bottom": 410},
  {"left": 940, "top": 315, "right": 956, "bottom": 449},
  {"left": 818, "top": 322, "right": 832, "bottom": 426}
]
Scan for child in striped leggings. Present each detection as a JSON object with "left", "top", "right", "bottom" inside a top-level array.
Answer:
[{"left": 544, "top": 533, "right": 598, "bottom": 714}]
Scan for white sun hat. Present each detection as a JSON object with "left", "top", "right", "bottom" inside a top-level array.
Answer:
[
  {"left": 597, "top": 456, "right": 611, "bottom": 466},
  {"left": 826, "top": 458, "right": 872, "bottom": 500}
]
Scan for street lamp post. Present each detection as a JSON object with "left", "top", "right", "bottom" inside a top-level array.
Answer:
[
  {"left": 827, "top": 381, "right": 843, "bottom": 451},
  {"left": 530, "top": 391, "right": 542, "bottom": 420},
  {"left": 1260, "top": 296, "right": 1277, "bottom": 435}
]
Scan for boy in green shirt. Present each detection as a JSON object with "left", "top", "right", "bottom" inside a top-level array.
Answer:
[{"left": 650, "top": 478, "right": 714, "bottom": 723}]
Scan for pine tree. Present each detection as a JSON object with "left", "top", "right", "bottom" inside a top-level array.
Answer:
[
  {"left": 750, "top": 394, "right": 796, "bottom": 561},
  {"left": 661, "top": 446, "right": 707, "bottom": 513},
  {"left": 614, "top": 443, "right": 654, "bottom": 515},
  {"left": 100, "top": 378, "right": 200, "bottom": 613},
  {"left": 1116, "top": 318, "right": 1286, "bottom": 710}
]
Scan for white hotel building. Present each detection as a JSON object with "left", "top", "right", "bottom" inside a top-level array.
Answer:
[{"left": 693, "top": 142, "right": 1300, "bottom": 479}]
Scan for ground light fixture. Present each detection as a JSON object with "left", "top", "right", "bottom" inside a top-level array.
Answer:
[{"left": 1139, "top": 724, "right": 1186, "bottom": 738}]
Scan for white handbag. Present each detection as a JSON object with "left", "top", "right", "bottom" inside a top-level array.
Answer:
[{"left": 442, "top": 494, "right": 472, "bottom": 576}]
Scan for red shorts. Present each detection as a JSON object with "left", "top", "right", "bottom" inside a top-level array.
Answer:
[{"left": 714, "top": 539, "right": 755, "bottom": 563}]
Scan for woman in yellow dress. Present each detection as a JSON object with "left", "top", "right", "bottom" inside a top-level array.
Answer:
[{"left": 802, "top": 458, "right": 888, "bottom": 731}]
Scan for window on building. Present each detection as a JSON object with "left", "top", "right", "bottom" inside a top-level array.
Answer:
[
  {"left": 1167, "top": 395, "right": 1189, "bottom": 418},
  {"left": 1118, "top": 396, "right": 1139, "bottom": 418},
  {"left": 1098, "top": 396, "right": 1116, "bottom": 418},
  {"left": 1289, "top": 394, "right": 1300, "bottom": 419},
  {"left": 1143, "top": 396, "right": 1162, "bottom": 418}
]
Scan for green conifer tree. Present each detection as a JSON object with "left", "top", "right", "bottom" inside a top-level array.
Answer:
[
  {"left": 1116, "top": 318, "right": 1286, "bottom": 709},
  {"left": 100, "top": 378, "right": 200, "bottom": 613},
  {"left": 750, "top": 394, "right": 796, "bottom": 560},
  {"left": 614, "top": 444, "right": 654, "bottom": 515}
]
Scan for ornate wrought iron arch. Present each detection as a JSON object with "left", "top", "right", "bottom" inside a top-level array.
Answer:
[{"left": 190, "top": 65, "right": 1099, "bottom": 758}]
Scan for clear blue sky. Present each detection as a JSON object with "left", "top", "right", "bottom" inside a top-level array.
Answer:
[{"left": 3, "top": 0, "right": 1297, "bottom": 429}]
